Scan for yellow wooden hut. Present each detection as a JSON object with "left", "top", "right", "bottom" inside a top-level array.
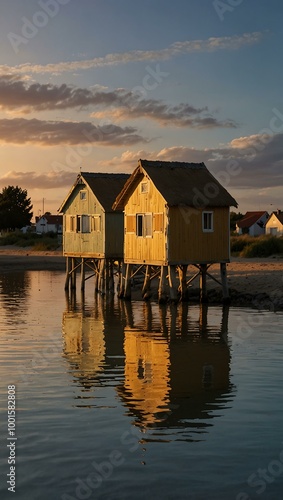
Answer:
[
  {"left": 59, "top": 171, "right": 129, "bottom": 293},
  {"left": 113, "top": 159, "right": 237, "bottom": 302}
]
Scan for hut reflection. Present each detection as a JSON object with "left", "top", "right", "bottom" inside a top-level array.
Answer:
[
  {"left": 117, "top": 302, "right": 234, "bottom": 441},
  {"left": 62, "top": 294, "right": 125, "bottom": 392}
]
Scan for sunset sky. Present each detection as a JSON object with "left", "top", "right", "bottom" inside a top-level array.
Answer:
[{"left": 0, "top": 0, "right": 282, "bottom": 218}]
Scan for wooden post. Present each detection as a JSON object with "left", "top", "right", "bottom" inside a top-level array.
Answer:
[
  {"left": 168, "top": 265, "right": 179, "bottom": 303},
  {"left": 178, "top": 265, "right": 188, "bottom": 301},
  {"left": 141, "top": 265, "right": 151, "bottom": 300},
  {"left": 200, "top": 264, "right": 208, "bottom": 303},
  {"left": 64, "top": 257, "right": 71, "bottom": 291},
  {"left": 71, "top": 257, "right": 76, "bottom": 290},
  {"left": 94, "top": 259, "right": 100, "bottom": 292},
  {"left": 109, "top": 260, "right": 114, "bottom": 293},
  {"left": 105, "top": 259, "right": 111, "bottom": 292},
  {"left": 158, "top": 265, "right": 168, "bottom": 304},
  {"left": 80, "top": 258, "right": 85, "bottom": 291},
  {"left": 220, "top": 263, "right": 230, "bottom": 303},
  {"left": 124, "top": 264, "right": 132, "bottom": 300},
  {"left": 118, "top": 263, "right": 126, "bottom": 298},
  {"left": 98, "top": 259, "right": 106, "bottom": 294}
]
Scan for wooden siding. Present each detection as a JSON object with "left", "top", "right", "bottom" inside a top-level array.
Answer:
[
  {"left": 124, "top": 176, "right": 167, "bottom": 264},
  {"left": 62, "top": 183, "right": 124, "bottom": 258},
  {"left": 168, "top": 206, "right": 230, "bottom": 263},
  {"left": 105, "top": 213, "right": 124, "bottom": 258}
]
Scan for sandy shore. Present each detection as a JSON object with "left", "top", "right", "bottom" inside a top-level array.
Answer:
[{"left": 0, "top": 247, "right": 282, "bottom": 308}]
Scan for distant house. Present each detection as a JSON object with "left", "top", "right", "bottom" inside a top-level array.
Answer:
[
  {"left": 35, "top": 213, "right": 63, "bottom": 234},
  {"left": 236, "top": 211, "right": 269, "bottom": 236},
  {"left": 265, "top": 210, "right": 283, "bottom": 236}
]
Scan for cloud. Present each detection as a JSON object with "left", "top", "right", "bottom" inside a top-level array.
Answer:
[
  {"left": 99, "top": 133, "right": 283, "bottom": 190},
  {"left": 0, "top": 76, "right": 237, "bottom": 129},
  {"left": 0, "top": 117, "right": 147, "bottom": 146},
  {"left": 0, "top": 170, "right": 76, "bottom": 190},
  {"left": 0, "top": 32, "right": 264, "bottom": 75}
]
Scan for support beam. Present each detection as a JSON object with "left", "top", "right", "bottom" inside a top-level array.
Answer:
[
  {"left": 118, "top": 263, "right": 126, "bottom": 298},
  {"left": 200, "top": 264, "right": 208, "bottom": 303},
  {"left": 168, "top": 265, "right": 179, "bottom": 303},
  {"left": 158, "top": 266, "right": 168, "bottom": 304},
  {"left": 220, "top": 262, "right": 230, "bottom": 303},
  {"left": 124, "top": 264, "right": 132, "bottom": 300},
  {"left": 80, "top": 258, "right": 85, "bottom": 291},
  {"left": 64, "top": 257, "right": 71, "bottom": 291},
  {"left": 141, "top": 265, "right": 151, "bottom": 300},
  {"left": 178, "top": 264, "right": 188, "bottom": 301},
  {"left": 71, "top": 257, "right": 76, "bottom": 290},
  {"left": 98, "top": 259, "right": 106, "bottom": 294}
]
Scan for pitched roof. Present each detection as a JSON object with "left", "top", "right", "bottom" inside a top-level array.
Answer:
[
  {"left": 266, "top": 211, "right": 283, "bottom": 225},
  {"left": 38, "top": 214, "right": 63, "bottom": 224},
  {"left": 113, "top": 159, "right": 237, "bottom": 210},
  {"left": 237, "top": 211, "right": 268, "bottom": 229},
  {"left": 58, "top": 172, "right": 129, "bottom": 213}
]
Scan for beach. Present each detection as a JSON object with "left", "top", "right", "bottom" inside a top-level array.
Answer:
[{"left": 0, "top": 247, "right": 282, "bottom": 309}]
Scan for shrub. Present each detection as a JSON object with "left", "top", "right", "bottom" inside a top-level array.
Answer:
[
  {"left": 240, "top": 236, "right": 283, "bottom": 257},
  {"left": 230, "top": 235, "right": 253, "bottom": 254}
]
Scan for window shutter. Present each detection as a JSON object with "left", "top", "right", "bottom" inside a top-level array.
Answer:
[{"left": 126, "top": 215, "right": 136, "bottom": 233}]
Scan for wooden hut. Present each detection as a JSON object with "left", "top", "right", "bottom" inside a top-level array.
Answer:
[
  {"left": 59, "top": 172, "right": 129, "bottom": 293},
  {"left": 112, "top": 159, "right": 237, "bottom": 302}
]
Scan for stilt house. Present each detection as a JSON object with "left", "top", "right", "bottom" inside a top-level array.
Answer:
[
  {"left": 58, "top": 172, "right": 129, "bottom": 292},
  {"left": 113, "top": 160, "right": 237, "bottom": 302},
  {"left": 59, "top": 172, "right": 129, "bottom": 258}
]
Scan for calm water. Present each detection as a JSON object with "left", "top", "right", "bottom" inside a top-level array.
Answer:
[{"left": 0, "top": 270, "right": 283, "bottom": 500}]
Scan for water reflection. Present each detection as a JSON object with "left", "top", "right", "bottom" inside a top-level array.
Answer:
[
  {"left": 62, "top": 295, "right": 125, "bottom": 394},
  {"left": 62, "top": 296, "right": 235, "bottom": 440}
]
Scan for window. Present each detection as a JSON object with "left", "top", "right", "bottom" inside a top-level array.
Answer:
[
  {"left": 140, "top": 181, "right": 149, "bottom": 194},
  {"left": 153, "top": 213, "right": 164, "bottom": 232},
  {"left": 81, "top": 215, "right": 90, "bottom": 233},
  {"left": 202, "top": 211, "right": 214, "bottom": 232},
  {"left": 80, "top": 191, "right": 87, "bottom": 200},
  {"left": 136, "top": 213, "right": 152, "bottom": 237},
  {"left": 91, "top": 215, "right": 101, "bottom": 232}
]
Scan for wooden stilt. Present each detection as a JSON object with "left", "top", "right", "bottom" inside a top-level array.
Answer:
[
  {"left": 180, "top": 301, "right": 189, "bottom": 335},
  {"left": 220, "top": 263, "right": 230, "bottom": 303},
  {"left": 71, "top": 257, "right": 76, "bottom": 290},
  {"left": 178, "top": 265, "right": 188, "bottom": 301},
  {"left": 124, "top": 264, "right": 132, "bottom": 300},
  {"left": 64, "top": 257, "right": 71, "bottom": 291},
  {"left": 94, "top": 259, "right": 100, "bottom": 292},
  {"left": 199, "top": 302, "right": 208, "bottom": 334},
  {"left": 109, "top": 260, "right": 114, "bottom": 293},
  {"left": 118, "top": 263, "right": 126, "bottom": 298},
  {"left": 168, "top": 265, "right": 179, "bottom": 303},
  {"left": 99, "top": 259, "right": 106, "bottom": 294},
  {"left": 144, "top": 301, "right": 153, "bottom": 330},
  {"left": 141, "top": 265, "right": 151, "bottom": 300},
  {"left": 80, "top": 258, "right": 85, "bottom": 291},
  {"left": 158, "top": 265, "right": 168, "bottom": 304},
  {"left": 200, "top": 264, "right": 208, "bottom": 303}
]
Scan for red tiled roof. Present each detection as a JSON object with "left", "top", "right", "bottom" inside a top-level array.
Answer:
[{"left": 237, "top": 211, "right": 268, "bottom": 229}]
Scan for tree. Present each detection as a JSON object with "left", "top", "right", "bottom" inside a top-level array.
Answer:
[
  {"left": 0, "top": 185, "right": 33, "bottom": 231},
  {"left": 230, "top": 211, "right": 243, "bottom": 231}
]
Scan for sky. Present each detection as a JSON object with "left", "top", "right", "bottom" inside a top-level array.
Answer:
[{"left": 0, "top": 0, "right": 282, "bottom": 218}]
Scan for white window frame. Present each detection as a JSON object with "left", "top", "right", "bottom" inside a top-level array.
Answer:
[
  {"left": 202, "top": 211, "right": 214, "bottom": 233},
  {"left": 136, "top": 213, "right": 152, "bottom": 238}
]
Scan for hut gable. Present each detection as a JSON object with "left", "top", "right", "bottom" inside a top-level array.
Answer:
[
  {"left": 59, "top": 172, "right": 129, "bottom": 259},
  {"left": 113, "top": 159, "right": 237, "bottom": 266}
]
